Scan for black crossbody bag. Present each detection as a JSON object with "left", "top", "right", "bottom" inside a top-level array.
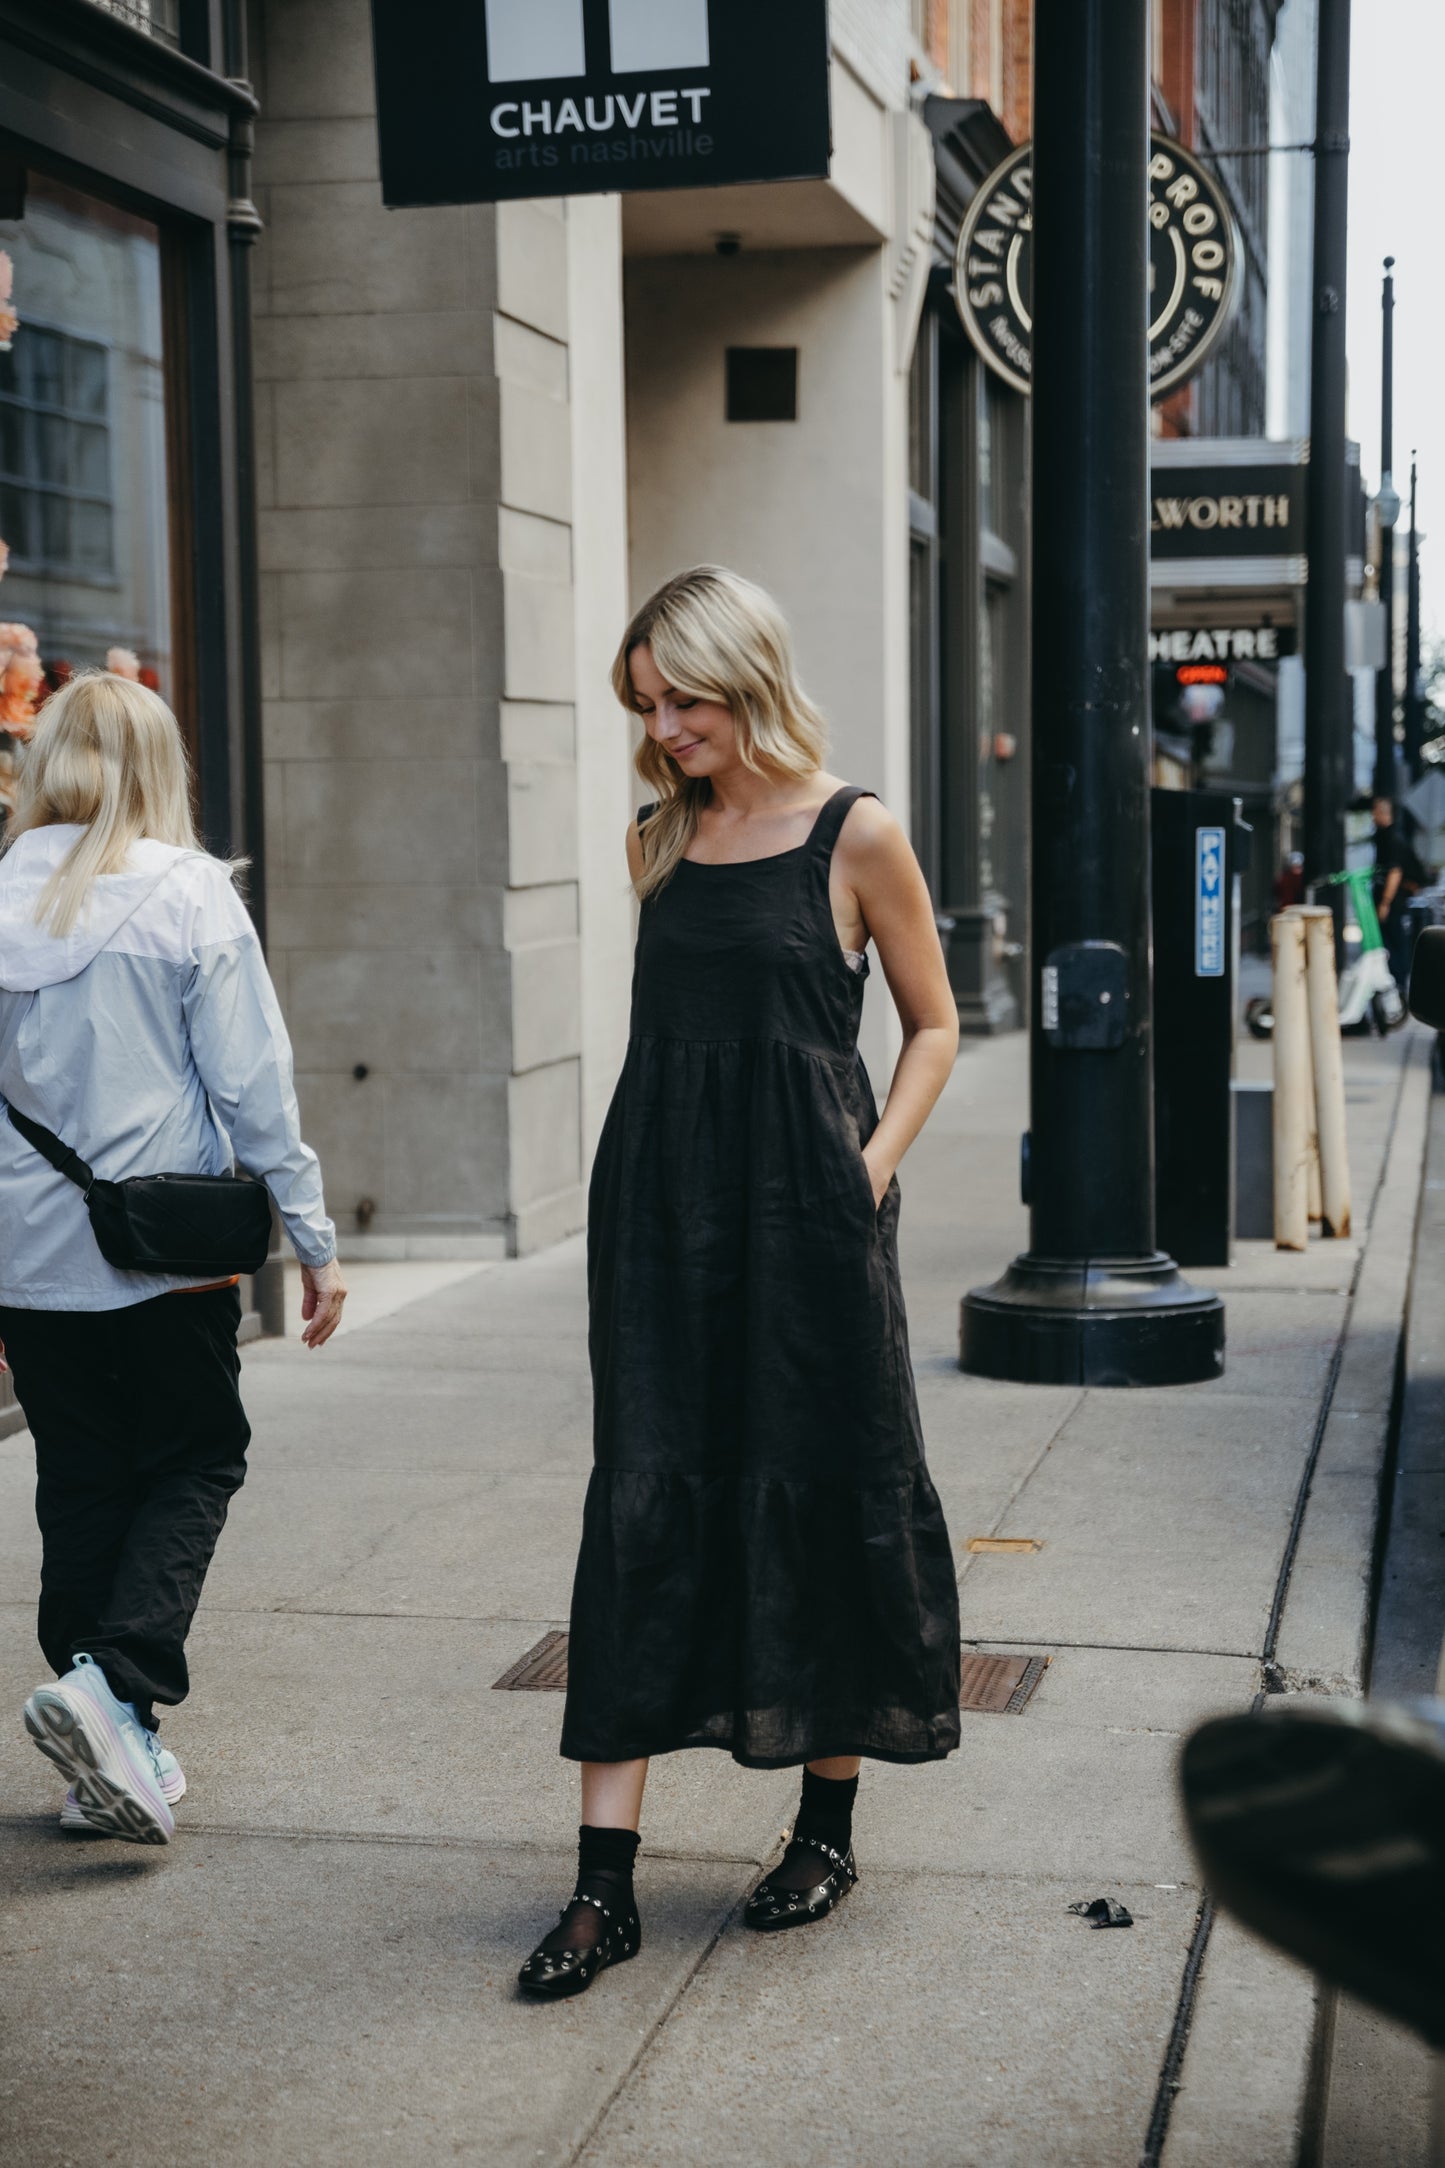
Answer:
[{"left": 7, "top": 1105, "right": 273, "bottom": 1277}]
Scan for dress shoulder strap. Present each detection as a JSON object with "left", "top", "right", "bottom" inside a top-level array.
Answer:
[
  {"left": 806, "top": 784, "right": 877, "bottom": 863},
  {"left": 637, "top": 801, "right": 658, "bottom": 828}
]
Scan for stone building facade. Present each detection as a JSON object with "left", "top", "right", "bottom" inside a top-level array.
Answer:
[
  {"left": 0, "top": 0, "right": 1314, "bottom": 1295},
  {"left": 250, "top": 3, "right": 633, "bottom": 1255},
  {"left": 248, "top": 0, "right": 930, "bottom": 1256}
]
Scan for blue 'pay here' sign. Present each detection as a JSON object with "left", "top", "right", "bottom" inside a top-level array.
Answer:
[{"left": 1195, "top": 826, "right": 1226, "bottom": 978}]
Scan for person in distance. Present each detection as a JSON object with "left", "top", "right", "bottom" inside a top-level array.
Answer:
[{"left": 0, "top": 669, "right": 345, "bottom": 1845}]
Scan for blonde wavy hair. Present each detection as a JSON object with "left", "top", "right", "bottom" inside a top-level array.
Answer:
[
  {"left": 5, "top": 670, "right": 204, "bottom": 936},
  {"left": 613, "top": 567, "right": 828, "bottom": 898}
]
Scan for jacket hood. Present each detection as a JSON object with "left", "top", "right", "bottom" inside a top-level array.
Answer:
[{"left": 0, "top": 826, "right": 192, "bottom": 993}]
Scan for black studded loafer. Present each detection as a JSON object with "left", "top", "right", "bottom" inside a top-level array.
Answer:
[
  {"left": 744, "top": 1836, "right": 858, "bottom": 1932},
  {"left": 517, "top": 1891, "right": 642, "bottom": 2000}
]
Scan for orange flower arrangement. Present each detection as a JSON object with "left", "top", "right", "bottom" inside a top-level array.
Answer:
[
  {"left": 0, "top": 622, "right": 43, "bottom": 736},
  {"left": 0, "top": 252, "right": 16, "bottom": 351}
]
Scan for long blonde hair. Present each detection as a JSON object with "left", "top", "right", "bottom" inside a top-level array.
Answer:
[
  {"left": 5, "top": 670, "right": 203, "bottom": 935},
  {"left": 613, "top": 567, "right": 828, "bottom": 898}
]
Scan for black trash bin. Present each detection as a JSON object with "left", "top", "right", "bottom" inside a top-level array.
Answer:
[{"left": 1151, "top": 790, "right": 1251, "bottom": 1268}]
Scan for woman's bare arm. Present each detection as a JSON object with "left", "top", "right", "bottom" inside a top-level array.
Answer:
[{"left": 836, "top": 802, "right": 960, "bottom": 1205}]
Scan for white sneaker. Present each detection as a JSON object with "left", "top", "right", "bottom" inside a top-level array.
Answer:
[
  {"left": 23, "top": 1652, "right": 177, "bottom": 1845},
  {"left": 60, "top": 1740, "right": 186, "bottom": 1831}
]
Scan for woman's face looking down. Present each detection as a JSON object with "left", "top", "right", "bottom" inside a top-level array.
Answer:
[{"left": 628, "top": 641, "right": 736, "bottom": 781}]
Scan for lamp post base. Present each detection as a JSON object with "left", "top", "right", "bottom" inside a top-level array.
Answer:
[{"left": 961, "top": 1252, "right": 1225, "bottom": 1387}]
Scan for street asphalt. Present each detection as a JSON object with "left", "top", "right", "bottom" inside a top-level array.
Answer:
[{"left": 0, "top": 1022, "right": 1432, "bottom": 2166}]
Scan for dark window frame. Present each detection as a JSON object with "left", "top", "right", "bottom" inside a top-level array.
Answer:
[
  {"left": 0, "top": 317, "right": 117, "bottom": 583},
  {"left": 0, "top": 0, "right": 259, "bottom": 876},
  {"left": 908, "top": 314, "right": 942, "bottom": 898},
  {"left": 83, "top": 0, "right": 184, "bottom": 50}
]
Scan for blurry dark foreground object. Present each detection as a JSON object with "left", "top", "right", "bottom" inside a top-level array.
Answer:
[
  {"left": 1408, "top": 924, "right": 1445, "bottom": 1029},
  {"left": 1181, "top": 1699, "right": 1445, "bottom": 2045}
]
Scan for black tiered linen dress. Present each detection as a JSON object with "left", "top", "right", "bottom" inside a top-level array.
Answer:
[{"left": 561, "top": 785, "right": 961, "bottom": 1769}]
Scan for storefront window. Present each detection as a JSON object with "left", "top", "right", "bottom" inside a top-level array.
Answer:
[
  {"left": 1, "top": 328, "right": 116, "bottom": 578},
  {"left": 83, "top": 0, "right": 183, "bottom": 49},
  {"left": 0, "top": 174, "right": 173, "bottom": 816}
]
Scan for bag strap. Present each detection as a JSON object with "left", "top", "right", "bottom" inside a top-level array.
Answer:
[{"left": 6, "top": 1104, "right": 95, "bottom": 1195}]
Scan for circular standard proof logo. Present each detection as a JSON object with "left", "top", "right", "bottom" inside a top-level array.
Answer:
[{"left": 952, "top": 134, "right": 1240, "bottom": 401}]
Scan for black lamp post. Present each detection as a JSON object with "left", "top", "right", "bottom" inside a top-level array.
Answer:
[
  {"left": 959, "top": 0, "right": 1224, "bottom": 1387},
  {"left": 1372, "top": 259, "right": 1400, "bottom": 802},
  {"left": 1302, "top": 0, "right": 1353, "bottom": 886},
  {"left": 1405, "top": 452, "right": 1424, "bottom": 776}
]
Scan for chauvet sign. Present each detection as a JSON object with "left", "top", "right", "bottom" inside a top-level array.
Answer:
[
  {"left": 953, "top": 134, "right": 1240, "bottom": 401},
  {"left": 369, "top": 0, "right": 831, "bottom": 208}
]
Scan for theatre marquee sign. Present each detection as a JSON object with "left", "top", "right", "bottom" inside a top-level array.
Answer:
[
  {"left": 1149, "top": 625, "right": 1296, "bottom": 664},
  {"left": 953, "top": 134, "right": 1240, "bottom": 400},
  {"left": 1149, "top": 464, "right": 1305, "bottom": 557},
  {"left": 369, "top": 0, "right": 831, "bottom": 208}
]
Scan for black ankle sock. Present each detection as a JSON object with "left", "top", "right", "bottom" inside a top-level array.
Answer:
[
  {"left": 794, "top": 1769, "right": 858, "bottom": 1853},
  {"left": 770, "top": 1770, "right": 859, "bottom": 1893},
  {"left": 577, "top": 1823, "right": 640, "bottom": 1902},
  {"left": 539, "top": 1825, "right": 640, "bottom": 1957}
]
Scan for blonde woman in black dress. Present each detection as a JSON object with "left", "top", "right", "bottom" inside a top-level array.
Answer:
[{"left": 520, "top": 567, "right": 962, "bottom": 1999}]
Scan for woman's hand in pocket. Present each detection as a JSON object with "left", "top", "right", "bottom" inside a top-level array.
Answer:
[{"left": 860, "top": 1144, "right": 893, "bottom": 1212}]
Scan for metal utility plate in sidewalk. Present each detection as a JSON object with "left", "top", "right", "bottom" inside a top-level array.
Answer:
[
  {"left": 959, "top": 1651, "right": 1050, "bottom": 1714},
  {"left": 495, "top": 1633, "right": 1050, "bottom": 1715},
  {"left": 493, "top": 1630, "right": 569, "bottom": 1692}
]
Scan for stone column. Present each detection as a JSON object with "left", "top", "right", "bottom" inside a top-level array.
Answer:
[{"left": 250, "top": 0, "right": 630, "bottom": 1257}]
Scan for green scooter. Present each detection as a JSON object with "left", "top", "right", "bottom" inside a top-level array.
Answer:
[{"left": 1243, "top": 869, "right": 1406, "bottom": 1039}]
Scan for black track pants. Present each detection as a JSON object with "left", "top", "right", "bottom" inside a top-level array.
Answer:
[{"left": 0, "top": 1286, "right": 250, "bottom": 1725}]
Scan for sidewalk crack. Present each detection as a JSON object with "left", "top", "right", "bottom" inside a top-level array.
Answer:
[{"left": 955, "top": 1391, "right": 1086, "bottom": 1589}]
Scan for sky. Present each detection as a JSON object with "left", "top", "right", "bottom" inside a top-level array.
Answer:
[{"left": 1342, "top": 0, "right": 1445, "bottom": 648}]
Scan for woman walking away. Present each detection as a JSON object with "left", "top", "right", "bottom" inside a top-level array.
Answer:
[
  {"left": 0, "top": 670, "right": 345, "bottom": 1845},
  {"left": 519, "top": 567, "right": 962, "bottom": 1999}
]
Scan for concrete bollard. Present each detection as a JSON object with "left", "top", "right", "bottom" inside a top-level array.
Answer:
[
  {"left": 1299, "top": 906, "right": 1352, "bottom": 1238},
  {"left": 1272, "top": 912, "right": 1311, "bottom": 1251}
]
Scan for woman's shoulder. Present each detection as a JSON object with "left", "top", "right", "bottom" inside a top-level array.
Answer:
[
  {"left": 139, "top": 847, "right": 253, "bottom": 952},
  {"left": 833, "top": 782, "right": 897, "bottom": 833},
  {"left": 831, "top": 785, "right": 908, "bottom": 869},
  {"left": 816, "top": 775, "right": 888, "bottom": 816},
  {"left": 126, "top": 838, "right": 226, "bottom": 893}
]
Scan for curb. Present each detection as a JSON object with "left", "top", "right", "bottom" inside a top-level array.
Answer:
[
  {"left": 1161, "top": 1028, "right": 1433, "bottom": 2168},
  {"left": 1272, "top": 1029, "right": 1431, "bottom": 1697}
]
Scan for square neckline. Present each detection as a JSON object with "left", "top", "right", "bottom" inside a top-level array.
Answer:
[{"left": 675, "top": 785, "right": 852, "bottom": 870}]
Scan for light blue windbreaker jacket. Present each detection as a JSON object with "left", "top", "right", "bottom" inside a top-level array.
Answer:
[{"left": 0, "top": 824, "right": 336, "bottom": 1309}]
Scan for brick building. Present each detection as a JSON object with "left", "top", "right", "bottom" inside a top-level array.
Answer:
[{"left": 907, "top": 0, "right": 1302, "bottom": 981}]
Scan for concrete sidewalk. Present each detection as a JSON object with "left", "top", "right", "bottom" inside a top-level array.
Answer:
[{"left": 0, "top": 1024, "right": 1430, "bottom": 2167}]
